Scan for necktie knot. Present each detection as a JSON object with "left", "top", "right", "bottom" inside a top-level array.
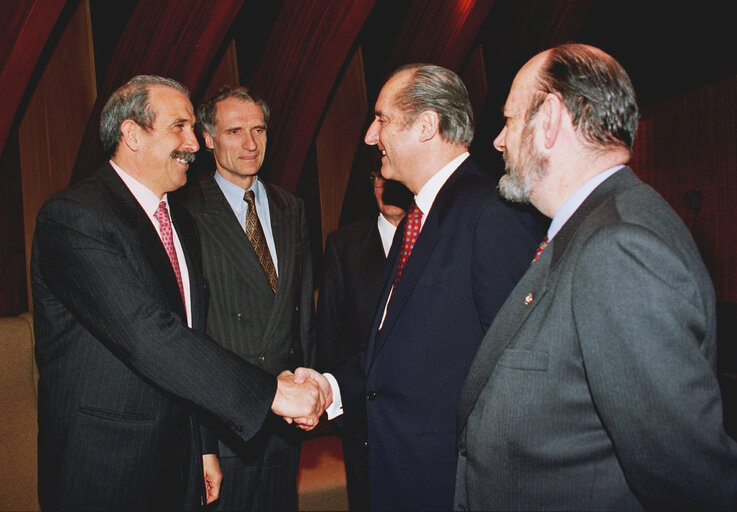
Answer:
[{"left": 243, "top": 190, "right": 255, "bottom": 206}]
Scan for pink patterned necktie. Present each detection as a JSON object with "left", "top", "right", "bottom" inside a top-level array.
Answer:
[
  {"left": 154, "top": 201, "right": 186, "bottom": 308},
  {"left": 532, "top": 235, "right": 548, "bottom": 263},
  {"left": 394, "top": 202, "right": 423, "bottom": 285}
]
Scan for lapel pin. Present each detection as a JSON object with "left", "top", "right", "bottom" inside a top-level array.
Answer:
[{"left": 524, "top": 292, "right": 534, "bottom": 305}]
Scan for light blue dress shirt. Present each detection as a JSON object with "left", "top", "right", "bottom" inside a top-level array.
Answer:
[{"left": 214, "top": 172, "right": 279, "bottom": 274}]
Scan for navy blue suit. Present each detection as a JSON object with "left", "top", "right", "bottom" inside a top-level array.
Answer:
[{"left": 332, "top": 157, "right": 543, "bottom": 510}]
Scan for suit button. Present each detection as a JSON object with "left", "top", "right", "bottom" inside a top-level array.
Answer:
[
  {"left": 289, "top": 347, "right": 294, "bottom": 355},
  {"left": 295, "top": 305, "right": 300, "bottom": 311},
  {"left": 366, "top": 391, "right": 376, "bottom": 400},
  {"left": 258, "top": 355, "right": 265, "bottom": 362},
  {"left": 236, "top": 313, "right": 243, "bottom": 320}
]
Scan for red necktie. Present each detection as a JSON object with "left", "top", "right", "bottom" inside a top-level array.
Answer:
[
  {"left": 394, "top": 202, "right": 423, "bottom": 285},
  {"left": 154, "top": 201, "right": 186, "bottom": 308},
  {"left": 243, "top": 190, "right": 278, "bottom": 293},
  {"left": 532, "top": 235, "right": 548, "bottom": 263}
]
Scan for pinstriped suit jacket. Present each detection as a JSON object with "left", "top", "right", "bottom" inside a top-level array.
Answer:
[
  {"left": 186, "top": 175, "right": 315, "bottom": 457},
  {"left": 32, "top": 163, "right": 277, "bottom": 511}
]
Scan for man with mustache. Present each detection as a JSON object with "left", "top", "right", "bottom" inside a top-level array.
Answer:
[
  {"left": 186, "top": 85, "right": 316, "bottom": 511},
  {"left": 31, "top": 75, "right": 326, "bottom": 511},
  {"left": 455, "top": 43, "right": 737, "bottom": 510}
]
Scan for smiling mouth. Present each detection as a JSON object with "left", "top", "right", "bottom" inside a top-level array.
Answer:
[{"left": 171, "top": 150, "right": 196, "bottom": 165}]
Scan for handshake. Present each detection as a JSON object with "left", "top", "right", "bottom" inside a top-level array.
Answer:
[{"left": 271, "top": 367, "right": 333, "bottom": 430}]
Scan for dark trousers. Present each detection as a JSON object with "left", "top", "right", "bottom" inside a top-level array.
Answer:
[
  {"left": 210, "top": 417, "right": 300, "bottom": 511},
  {"left": 339, "top": 417, "right": 370, "bottom": 512}
]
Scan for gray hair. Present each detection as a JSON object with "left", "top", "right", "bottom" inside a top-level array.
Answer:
[
  {"left": 527, "top": 43, "right": 639, "bottom": 152},
  {"left": 99, "top": 75, "right": 189, "bottom": 156},
  {"left": 196, "top": 85, "right": 270, "bottom": 138},
  {"left": 389, "top": 63, "right": 474, "bottom": 147}
]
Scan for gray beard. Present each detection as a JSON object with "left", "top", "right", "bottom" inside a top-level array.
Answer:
[{"left": 498, "top": 165, "right": 532, "bottom": 204}]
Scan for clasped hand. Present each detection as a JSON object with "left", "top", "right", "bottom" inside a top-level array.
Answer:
[{"left": 271, "top": 368, "right": 333, "bottom": 430}]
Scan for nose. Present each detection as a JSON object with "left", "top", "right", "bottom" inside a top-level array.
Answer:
[
  {"left": 493, "top": 125, "right": 507, "bottom": 152},
  {"left": 183, "top": 126, "right": 199, "bottom": 152},
  {"left": 242, "top": 132, "right": 257, "bottom": 150},
  {"left": 364, "top": 119, "right": 379, "bottom": 146}
]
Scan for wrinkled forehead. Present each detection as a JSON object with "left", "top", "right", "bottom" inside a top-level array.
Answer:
[
  {"left": 148, "top": 85, "right": 194, "bottom": 121},
  {"left": 377, "top": 70, "right": 411, "bottom": 112}
]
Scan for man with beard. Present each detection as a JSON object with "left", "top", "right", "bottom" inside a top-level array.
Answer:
[
  {"left": 455, "top": 43, "right": 737, "bottom": 510},
  {"left": 31, "top": 75, "right": 326, "bottom": 511},
  {"left": 297, "top": 63, "right": 542, "bottom": 510},
  {"left": 316, "top": 170, "right": 412, "bottom": 511}
]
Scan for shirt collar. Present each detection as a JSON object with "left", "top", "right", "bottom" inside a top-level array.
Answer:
[
  {"left": 214, "top": 172, "right": 265, "bottom": 212},
  {"left": 110, "top": 159, "right": 167, "bottom": 218},
  {"left": 548, "top": 164, "right": 624, "bottom": 240},
  {"left": 414, "top": 152, "right": 469, "bottom": 219}
]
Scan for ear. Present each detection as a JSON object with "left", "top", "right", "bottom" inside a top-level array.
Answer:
[
  {"left": 203, "top": 131, "right": 215, "bottom": 150},
  {"left": 417, "top": 110, "right": 439, "bottom": 142},
  {"left": 119, "top": 119, "right": 141, "bottom": 152},
  {"left": 541, "top": 93, "right": 563, "bottom": 149}
]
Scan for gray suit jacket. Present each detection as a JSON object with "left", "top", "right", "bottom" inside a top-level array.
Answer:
[
  {"left": 455, "top": 167, "right": 737, "bottom": 510},
  {"left": 187, "top": 175, "right": 315, "bottom": 455}
]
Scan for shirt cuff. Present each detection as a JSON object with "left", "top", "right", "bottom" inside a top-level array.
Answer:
[{"left": 323, "top": 373, "right": 344, "bottom": 420}]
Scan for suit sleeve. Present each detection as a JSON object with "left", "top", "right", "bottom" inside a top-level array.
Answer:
[
  {"left": 315, "top": 233, "right": 345, "bottom": 372},
  {"left": 296, "top": 199, "right": 317, "bottom": 368},
  {"left": 472, "top": 200, "right": 542, "bottom": 330},
  {"left": 571, "top": 223, "right": 737, "bottom": 509},
  {"left": 35, "top": 195, "right": 277, "bottom": 443}
]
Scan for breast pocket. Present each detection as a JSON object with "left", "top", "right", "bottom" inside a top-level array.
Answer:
[{"left": 497, "top": 349, "right": 549, "bottom": 371}]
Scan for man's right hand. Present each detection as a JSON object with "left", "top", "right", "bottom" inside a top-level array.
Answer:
[{"left": 271, "top": 370, "right": 326, "bottom": 429}]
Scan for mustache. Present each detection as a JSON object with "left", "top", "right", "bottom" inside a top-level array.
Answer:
[{"left": 171, "top": 150, "right": 196, "bottom": 163}]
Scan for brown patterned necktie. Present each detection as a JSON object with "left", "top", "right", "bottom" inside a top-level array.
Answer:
[
  {"left": 154, "top": 201, "right": 186, "bottom": 309},
  {"left": 243, "top": 190, "right": 278, "bottom": 293}
]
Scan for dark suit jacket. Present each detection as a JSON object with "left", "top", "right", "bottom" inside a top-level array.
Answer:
[
  {"left": 186, "top": 175, "right": 315, "bottom": 456},
  {"left": 31, "top": 163, "right": 277, "bottom": 511},
  {"left": 332, "top": 157, "right": 543, "bottom": 511},
  {"left": 316, "top": 218, "right": 385, "bottom": 372},
  {"left": 456, "top": 167, "right": 737, "bottom": 510}
]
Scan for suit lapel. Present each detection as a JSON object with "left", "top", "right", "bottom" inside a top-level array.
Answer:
[
  {"left": 261, "top": 181, "right": 294, "bottom": 344},
  {"left": 360, "top": 221, "right": 386, "bottom": 292},
  {"left": 456, "top": 244, "right": 551, "bottom": 435},
  {"left": 367, "top": 160, "right": 473, "bottom": 365},
  {"left": 98, "top": 164, "right": 187, "bottom": 321},
  {"left": 456, "top": 166, "right": 641, "bottom": 435},
  {"left": 198, "top": 177, "right": 274, "bottom": 295}
]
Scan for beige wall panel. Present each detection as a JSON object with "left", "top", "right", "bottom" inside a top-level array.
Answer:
[
  {"left": 19, "top": 0, "right": 97, "bottom": 309},
  {"left": 461, "top": 44, "right": 488, "bottom": 128},
  {"left": 315, "top": 46, "right": 368, "bottom": 247},
  {"left": 203, "top": 39, "right": 240, "bottom": 98}
]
